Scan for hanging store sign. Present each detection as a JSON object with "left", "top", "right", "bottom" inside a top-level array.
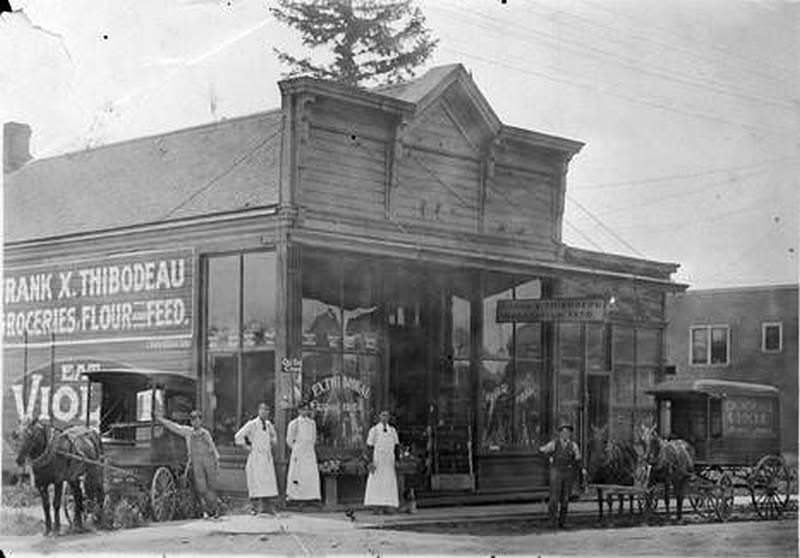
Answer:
[
  {"left": 2, "top": 249, "right": 194, "bottom": 347},
  {"left": 496, "top": 297, "right": 608, "bottom": 323}
]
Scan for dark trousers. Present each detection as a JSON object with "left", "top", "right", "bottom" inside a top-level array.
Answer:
[{"left": 548, "top": 468, "right": 575, "bottom": 527}]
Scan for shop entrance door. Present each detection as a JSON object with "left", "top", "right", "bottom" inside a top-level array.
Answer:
[
  {"left": 386, "top": 270, "right": 474, "bottom": 492},
  {"left": 587, "top": 374, "right": 610, "bottom": 433},
  {"left": 386, "top": 270, "right": 438, "bottom": 473}
]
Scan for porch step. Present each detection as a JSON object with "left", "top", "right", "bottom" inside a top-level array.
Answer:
[{"left": 415, "top": 489, "right": 550, "bottom": 508}]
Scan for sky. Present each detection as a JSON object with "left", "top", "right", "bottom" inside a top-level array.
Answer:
[{"left": 1, "top": 0, "right": 798, "bottom": 290}]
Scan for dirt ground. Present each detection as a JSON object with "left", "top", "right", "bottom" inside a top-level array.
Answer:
[{"left": 1, "top": 509, "right": 796, "bottom": 557}]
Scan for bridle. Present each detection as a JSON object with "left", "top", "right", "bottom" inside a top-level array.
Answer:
[{"left": 20, "top": 421, "right": 58, "bottom": 469}]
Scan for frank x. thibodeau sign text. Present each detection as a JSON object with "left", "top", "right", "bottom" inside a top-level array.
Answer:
[{"left": 2, "top": 250, "right": 194, "bottom": 346}]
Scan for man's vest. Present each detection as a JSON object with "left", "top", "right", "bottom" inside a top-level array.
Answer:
[{"left": 552, "top": 440, "right": 578, "bottom": 473}]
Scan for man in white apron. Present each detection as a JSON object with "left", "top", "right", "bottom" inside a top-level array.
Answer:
[
  {"left": 363, "top": 410, "right": 399, "bottom": 513},
  {"left": 285, "top": 402, "right": 321, "bottom": 507},
  {"left": 234, "top": 402, "right": 278, "bottom": 514}
]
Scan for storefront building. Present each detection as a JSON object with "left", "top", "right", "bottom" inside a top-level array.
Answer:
[{"left": 3, "top": 64, "right": 685, "bottom": 501}]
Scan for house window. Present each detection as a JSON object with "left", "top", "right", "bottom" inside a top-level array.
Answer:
[
  {"left": 762, "top": 322, "right": 782, "bottom": 353},
  {"left": 690, "top": 325, "right": 729, "bottom": 366}
]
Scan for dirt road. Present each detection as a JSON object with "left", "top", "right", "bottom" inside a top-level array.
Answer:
[{"left": 1, "top": 511, "right": 796, "bottom": 557}]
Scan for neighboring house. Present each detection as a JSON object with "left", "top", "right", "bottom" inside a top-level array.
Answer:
[{"left": 665, "top": 284, "right": 798, "bottom": 458}]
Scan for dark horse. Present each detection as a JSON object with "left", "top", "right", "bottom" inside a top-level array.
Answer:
[
  {"left": 586, "top": 425, "right": 640, "bottom": 518},
  {"left": 635, "top": 424, "right": 694, "bottom": 522},
  {"left": 15, "top": 418, "right": 104, "bottom": 535}
]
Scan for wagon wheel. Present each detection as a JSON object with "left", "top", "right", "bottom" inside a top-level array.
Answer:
[
  {"left": 688, "top": 474, "right": 713, "bottom": 519},
  {"left": 749, "top": 455, "right": 791, "bottom": 520},
  {"left": 709, "top": 471, "right": 735, "bottom": 522},
  {"left": 175, "top": 467, "right": 200, "bottom": 520},
  {"left": 150, "top": 467, "right": 177, "bottom": 522},
  {"left": 640, "top": 487, "right": 658, "bottom": 521},
  {"left": 688, "top": 488, "right": 706, "bottom": 515}
]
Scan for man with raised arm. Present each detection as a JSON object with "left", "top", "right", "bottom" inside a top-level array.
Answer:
[{"left": 157, "top": 409, "right": 222, "bottom": 519}]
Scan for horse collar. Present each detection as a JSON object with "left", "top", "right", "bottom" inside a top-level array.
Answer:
[{"left": 29, "top": 424, "right": 57, "bottom": 469}]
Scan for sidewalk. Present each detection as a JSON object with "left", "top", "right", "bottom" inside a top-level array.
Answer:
[{"left": 5, "top": 493, "right": 795, "bottom": 535}]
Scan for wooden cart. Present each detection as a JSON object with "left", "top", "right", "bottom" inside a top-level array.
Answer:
[
  {"left": 82, "top": 369, "right": 199, "bottom": 524},
  {"left": 647, "top": 379, "right": 793, "bottom": 522}
]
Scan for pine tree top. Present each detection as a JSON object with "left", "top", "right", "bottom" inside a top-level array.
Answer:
[{"left": 271, "top": 0, "right": 439, "bottom": 88}]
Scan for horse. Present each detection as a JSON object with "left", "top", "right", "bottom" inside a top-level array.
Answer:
[
  {"left": 586, "top": 425, "right": 640, "bottom": 519},
  {"left": 635, "top": 423, "right": 695, "bottom": 522},
  {"left": 14, "top": 418, "right": 105, "bottom": 535}
]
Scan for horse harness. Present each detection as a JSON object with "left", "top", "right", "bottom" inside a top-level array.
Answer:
[{"left": 29, "top": 424, "right": 59, "bottom": 469}]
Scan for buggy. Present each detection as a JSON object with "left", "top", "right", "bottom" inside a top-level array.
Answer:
[
  {"left": 82, "top": 368, "right": 199, "bottom": 523},
  {"left": 647, "top": 378, "right": 793, "bottom": 521}
]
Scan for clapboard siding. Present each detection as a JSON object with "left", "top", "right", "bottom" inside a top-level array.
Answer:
[
  {"left": 495, "top": 139, "right": 560, "bottom": 175},
  {"left": 406, "top": 101, "right": 479, "bottom": 156},
  {"left": 308, "top": 97, "right": 394, "bottom": 142},
  {"left": 392, "top": 149, "right": 481, "bottom": 232},
  {"left": 441, "top": 86, "right": 493, "bottom": 148},
  {"left": 299, "top": 126, "right": 387, "bottom": 215},
  {"left": 484, "top": 166, "right": 554, "bottom": 238}
]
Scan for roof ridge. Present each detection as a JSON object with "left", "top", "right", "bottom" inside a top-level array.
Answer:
[{"left": 10, "top": 109, "right": 283, "bottom": 172}]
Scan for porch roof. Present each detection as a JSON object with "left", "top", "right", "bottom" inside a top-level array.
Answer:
[{"left": 646, "top": 378, "right": 779, "bottom": 398}]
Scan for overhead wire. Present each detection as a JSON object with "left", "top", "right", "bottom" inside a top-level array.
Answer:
[
  {"left": 571, "top": 155, "right": 800, "bottom": 191},
  {"left": 587, "top": 168, "right": 768, "bottom": 218},
  {"left": 564, "top": 194, "right": 644, "bottom": 257},
  {"left": 578, "top": 0, "right": 800, "bottom": 82},
  {"left": 160, "top": 126, "right": 283, "bottom": 220},
  {"left": 436, "top": 42, "right": 797, "bottom": 139},
  {"left": 563, "top": 218, "right": 607, "bottom": 252},
  {"left": 589, "top": 200, "right": 784, "bottom": 232},
  {"left": 431, "top": 1, "right": 797, "bottom": 112},
  {"left": 528, "top": 0, "right": 799, "bottom": 92}
]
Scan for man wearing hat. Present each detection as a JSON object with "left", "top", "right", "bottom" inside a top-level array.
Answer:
[
  {"left": 539, "top": 422, "right": 584, "bottom": 529},
  {"left": 285, "top": 401, "right": 321, "bottom": 506},
  {"left": 157, "top": 409, "right": 222, "bottom": 519}
]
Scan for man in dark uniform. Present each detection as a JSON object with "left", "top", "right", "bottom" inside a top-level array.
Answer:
[{"left": 539, "top": 423, "right": 584, "bottom": 528}]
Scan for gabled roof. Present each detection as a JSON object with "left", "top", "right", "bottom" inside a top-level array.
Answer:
[
  {"left": 6, "top": 65, "right": 587, "bottom": 246},
  {"left": 375, "top": 63, "right": 503, "bottom": 138},
  {"left": 374, "top": 64, "right": 464, "bottom": 106},
  {"left": 4, "top": 110, "right": 283, "bottom": 244}
]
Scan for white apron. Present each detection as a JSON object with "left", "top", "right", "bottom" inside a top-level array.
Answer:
[
  {"left": 363, "top": 423, "right": 399, "bottom": 507},
  {"left": 234, "top": 417, "right": 278, "bottom": 498},
  {"left": 286, "top": 416, "right": 321, "bottom": 501}
]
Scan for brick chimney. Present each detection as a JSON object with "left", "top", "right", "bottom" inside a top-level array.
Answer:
[{"left": 4, "top": 122, "right": 32, "bottom": 173}]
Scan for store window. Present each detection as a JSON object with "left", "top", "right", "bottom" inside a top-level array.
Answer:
[
  {"left": 480, "top": 277, "right": 544, "bottom": 452},
  {"left": 690, "top": 325, "right": 729, "bottom": 366},
  {"left": 205, "top": 251, "right": 277, "bottom": 444},
  {"left": 762, "top": 322, "right": 782, "bottom": 353},
  {"left": 302, "top": 254, "right": 379, "bottom": 452}
]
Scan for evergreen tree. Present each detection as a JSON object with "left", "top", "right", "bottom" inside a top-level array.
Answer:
[{"left": 270, "top": 0, "right": 438, "bottom": 87}]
